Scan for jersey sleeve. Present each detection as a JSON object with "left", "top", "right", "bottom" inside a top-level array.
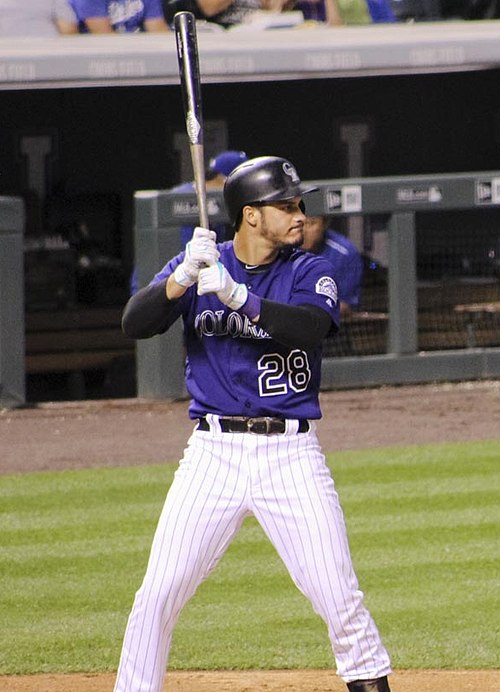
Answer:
[
  {"left": 149, "top": 253, "right": 183, "bottom": 286},
  {"left": 289, "top": 253, "right": 341, "bottom": 330}
]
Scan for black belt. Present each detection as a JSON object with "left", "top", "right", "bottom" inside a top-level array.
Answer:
[{"left": 197, "top": 416, "right": 309, "bottom": 435}]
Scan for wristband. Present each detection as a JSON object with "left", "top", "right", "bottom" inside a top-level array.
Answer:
[{"left": 238, "top": 291, "right": 261, "bottom": 321}]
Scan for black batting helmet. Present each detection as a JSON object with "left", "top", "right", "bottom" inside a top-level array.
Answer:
[{"left": 223, "top": 156, "right": 318, "bottom": 225}]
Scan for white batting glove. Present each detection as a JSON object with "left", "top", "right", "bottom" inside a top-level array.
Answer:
[
  {"left": 173, "top": 227, "right": 219, "bottom": 287},
  {"left": 197, "top": 261, "right": 248, "bottom": 310}
]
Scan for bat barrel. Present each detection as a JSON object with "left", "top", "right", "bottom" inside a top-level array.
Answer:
[
  {"left": 174, "top": 11, "right": 209, "bottom": 229},
  {"left": 174, "top": 12, "right": 203, "bottom": 147}
]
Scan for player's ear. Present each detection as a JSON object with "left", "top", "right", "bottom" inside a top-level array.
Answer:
[{"left": 243, "top": 205, "right": 259, "bottom": 227}]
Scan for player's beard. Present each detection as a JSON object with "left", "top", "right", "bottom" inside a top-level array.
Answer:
[
  {"left": 260, "top": 215, "right": 304, "bottom": 249},
  {"left": 290, "top": 228, "right": 305, "bottom": 247}
]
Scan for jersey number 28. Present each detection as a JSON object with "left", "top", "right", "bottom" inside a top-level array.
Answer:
[{"left": 257, "top": 350, "right": 311, "bottom": 397}]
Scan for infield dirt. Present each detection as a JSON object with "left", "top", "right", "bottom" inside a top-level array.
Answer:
[
  {"left": 1, "top": 669, "right": 499, "bottom": 691},
  {"left": 2, "top": 380, "right": 499, "bottom": 475}
]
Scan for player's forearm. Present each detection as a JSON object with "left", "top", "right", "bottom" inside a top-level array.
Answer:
[
  {"left": 257, "top": 301, "right": 333, "bottom": 350},
  {"left": 166, "top": 272, "right": 190, "bottom": 300},
  {"left": 122, "top": 280, "right": 179, "bottom": 338}
]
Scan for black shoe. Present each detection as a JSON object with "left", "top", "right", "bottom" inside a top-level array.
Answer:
[{"left": 347, "top": 676, "right": 391, "bottom": 692}]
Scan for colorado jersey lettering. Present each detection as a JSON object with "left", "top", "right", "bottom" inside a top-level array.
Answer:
[{"left": 194, "top": 310, "right": 271, "bottom": 339}]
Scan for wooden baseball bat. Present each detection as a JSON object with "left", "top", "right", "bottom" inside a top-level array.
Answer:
[{"left": 173, "top": 11, "right": 209, "bottom": 228}]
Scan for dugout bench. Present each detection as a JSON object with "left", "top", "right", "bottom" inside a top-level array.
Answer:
[
  {"left": 0, "top": 196, "right": 134, "bottom": 407},
  {"left": 24, "top": 307, "right": 135, "bottom": 400},
  {"left": 453, "top": 301, "right": 500, "bottom": 349}
]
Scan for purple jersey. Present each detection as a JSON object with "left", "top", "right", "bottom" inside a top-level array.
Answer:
[{"left": 151, "top": 242, "right": 339, "bottom": 420}]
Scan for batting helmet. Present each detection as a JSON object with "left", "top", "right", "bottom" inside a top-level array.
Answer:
[{"left": 223, "top": 156, "right": 318, "bottom": 225}]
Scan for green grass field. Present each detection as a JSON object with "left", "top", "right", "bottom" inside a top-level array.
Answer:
[{"left": 1, "top": 439, "right": 499, "bottom": 675}]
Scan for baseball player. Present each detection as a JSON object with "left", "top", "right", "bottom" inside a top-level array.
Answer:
[{"left": 115, "top": 156, "right": 392, "bottom": 692}]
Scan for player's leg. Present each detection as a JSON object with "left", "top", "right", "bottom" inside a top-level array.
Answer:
[
  {"left": 114, "top": 429, "right": 249, "bottom": 692},
  {"left": 250, "top": 427, "right": 391, "bottom": 685}
]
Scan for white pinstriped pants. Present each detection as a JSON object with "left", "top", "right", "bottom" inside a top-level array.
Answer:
[{"left": 114, "top": 419, "right": 391, "bottom": 691}]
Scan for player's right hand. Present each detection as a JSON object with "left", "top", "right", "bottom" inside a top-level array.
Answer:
[
  {"left": 173, "top": 226, "right": 219, "bottom": 288},
  {"left": 197, "top": 260, "right": 248, "bottom": 310}
]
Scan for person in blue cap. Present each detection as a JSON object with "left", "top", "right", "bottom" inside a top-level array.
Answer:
[{"left": 173, "top": 149, "right": 249, "bottom": 249}]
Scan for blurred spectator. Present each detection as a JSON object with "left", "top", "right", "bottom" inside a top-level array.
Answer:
[
  {"left": 293, "top": 0, "right": 344, "bottom": 24},
  {"left": 70, "top": 0, "right": 169, "bottom": 32},
  {"left": 301, "top": 215, "right": 363, "bottom": 317},
  {"left": 173, "top": 149, "right": 249, "bottom": 248},
  {"left": 292, "top": 0, "right": 396, "bottom": 25},
  {"left": 0, "top": 0, "right": 79, "bottom": 36},
  {"left": 365, "top": 0, "right": 397, "bottom": 21},
  {"left": 163, "top": 0, "right": 292, "bottom": 28}
]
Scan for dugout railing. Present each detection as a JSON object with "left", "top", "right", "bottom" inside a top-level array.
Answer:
[
  {"left": 0, "top": 197, "right": 25, "bottom": 408},
  {"left": 131, "top": 171, "right": 500, "bottom": 400}
]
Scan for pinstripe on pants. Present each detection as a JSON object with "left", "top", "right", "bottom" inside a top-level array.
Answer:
[{"left": 114, "top": 420, "right": 391, "bottom": 691}]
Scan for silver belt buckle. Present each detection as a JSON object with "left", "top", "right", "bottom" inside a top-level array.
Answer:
[
  {"left": 247, "top": 417, "right": 259, "bottom": 434},
  {"left": 247, "top": 417, "right": 272, "bottom": 434},
  {"left": 246, "top": 418, "right": 262, "bottom": 435}
]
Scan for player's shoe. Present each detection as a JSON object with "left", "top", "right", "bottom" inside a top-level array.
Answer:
[{"left": 346, "top": 676, "right": 391, "bottom": 692}]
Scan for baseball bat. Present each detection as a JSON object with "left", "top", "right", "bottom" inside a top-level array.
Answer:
[{"left": 173, "top": 11, "right": 209, "bottom": 229}]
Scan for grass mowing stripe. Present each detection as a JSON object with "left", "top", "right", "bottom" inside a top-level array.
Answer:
[
  {"left": 350, "top": 536, "right": 500, "bottom": 569},
  {"left": 348, "top": 505, "right": 500, "bottom": 530},
  {"left": 1, "top": 535, "right": 152, "bottom": 563},
  {"left": 328, "top": 439, "right": 499, "bottom": 472},
  {"left": 0, "top": 439, "right": 499, "bottom": 674},
  {"left": 1, "top": 511, "right": 160, "bottom": 542},
  {"left": 337, "top": 473, "right": 498, "bottom": 501}
]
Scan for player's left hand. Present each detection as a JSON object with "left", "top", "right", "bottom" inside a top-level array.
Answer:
[
  {"left": 197, "top": 261, "right": 248, "bottom": 310},
  {"left": 173, "top": 226, "right": 219, "bottom": 288}
]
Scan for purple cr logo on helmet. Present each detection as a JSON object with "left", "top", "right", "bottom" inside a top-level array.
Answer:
[{"left": 223, "top": 155, "right": 318, "bottom": 225}]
